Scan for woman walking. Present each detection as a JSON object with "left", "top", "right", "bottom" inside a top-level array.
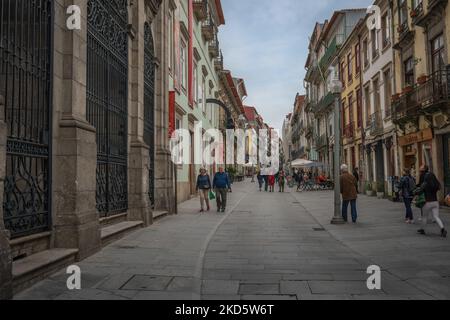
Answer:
[
  {"left": 278, "top": 170, "right": 286, "bottom": 193},
  {"left": 196, "top": 168, "right": 212, "bottom": 213},
  {"left": 416, "top": 165, "right": 447, "bottom": 238},
  {"left": 268, "top": 174, "right": 276, "bottom": 193},
  {"left": 399, "top": 169, "right": 416, "bottom": 224}
]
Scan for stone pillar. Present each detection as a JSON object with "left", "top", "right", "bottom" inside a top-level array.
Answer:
[
  {"left": 0, "top": 95, "right": 13, "bottom": 299},
  {"left": 52, "top": 0, "right": 100, "bottom": 260},
  {"left": 154, "top": 0, "right": 176, "bottom": 214},
  {"left": 127, "top": 0, "right": 153, "bottom": 226}
]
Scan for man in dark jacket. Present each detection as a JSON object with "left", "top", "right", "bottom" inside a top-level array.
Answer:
[
  {"left": 416, "top": 165, "right": 447, "bottom": 238},
  {"left": 340, "top": 164, "right": 358, "bottom": 223},
  {"left": 399, "top": 168, "right": 416, "bottom": 223},
  {"left": 213, "top": 167, "right": 231, "bottom": 213}
]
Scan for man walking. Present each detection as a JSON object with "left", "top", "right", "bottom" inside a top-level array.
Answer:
[
  {"left": 213, "top": 167, "right": 232, "bottom": 213},
  {"left": 399, "top": 168, "right": 416, "bottom": 223},
  {"left": 340, "top": 164, "right": 358, "bottom": 223},
  {"left": 416, "top": 165, "right": 447, "bottom": 238}
]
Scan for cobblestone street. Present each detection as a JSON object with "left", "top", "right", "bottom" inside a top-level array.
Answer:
[{"left": 16, "top": 181, "right": 450, "bottom": 300}]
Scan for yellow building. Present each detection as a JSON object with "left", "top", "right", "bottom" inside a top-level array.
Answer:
[
  {"left": 338, "top": 20, "right": 365, "bottom": 173},
  {"left": 392, "top": 0, "right": 450, "bottom": 198}
]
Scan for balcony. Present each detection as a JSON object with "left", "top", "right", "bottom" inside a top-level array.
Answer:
[
  {"left": 343, "top": 122, "right": 355, "bottom": 141},
  {"left": 393, "top": 20, "right": 415, "bottom": 51},
  {"left": 193, "top": 0, "right": 208, "bottom": 21},
  {"left": 316, "top": 134, "right": 328, "bottom": 151},
  {"left": 410, "top": 1, "right": 425, "bottom": 25},
  {"left": 415, "top": 0, "right": 448, "bottom": 27},
  {"left": 313, "top": 92, "right": 336, "bottom": 116},
  {"left": 305, "top": 126, "right": 314, "bottom": 139},
  {"left": 393, "top": 67, "right": 450, "bottom": 126},
  {"left": 368, "top": 111, "right": 383, "bottom": 136},
  {"left": 214, "top": 51, "right": 223, "bottom": 71},
  {"left": 319, "top": 36, "right": 341, "bottom": 71},
  {"left": 202, "top": 14, "right": 216, "bottom": 42},
  {"left": 209, "top": 35, "right": 220, "bottom": 58}
]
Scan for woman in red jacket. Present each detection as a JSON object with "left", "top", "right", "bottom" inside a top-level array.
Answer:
[{"left": 268, "top": 175, "right": 276, "bottom": 193}]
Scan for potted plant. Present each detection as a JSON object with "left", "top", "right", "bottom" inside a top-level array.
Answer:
[
  {"left": 397, "top": 25, "right": 404, "bottom": 33},
  {"left": 391, "top": 93, "right": 401, "bottom": 102},
  {"left": 365, "top": 182, "right": 374, "bottom": 197},
  {"left": 376, "top": 181, "right": 385, "bottom": 199},
  {"left": 410, "top": 10, "right": 418, "bottom": 18},
  {"left": 417, "top": 74, "right": 428, "bottom": 85},
  {"left": 402, "top": 85, "right": 414, "bottom": 95}
]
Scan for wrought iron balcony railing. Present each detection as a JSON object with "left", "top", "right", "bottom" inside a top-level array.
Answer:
[
  {"left": 314, "top": 92, "right": 336, "bottom": 116},
  {"left": 368, "top": 111, "right": 383, "bottom": 136},
  {"left": 316, "top": 134, "right": 328, "bottom": 150},
  {"left": 202, "top": 14, "right": 216, "bottom": 42},
  {"left": 393, "top": 67, "right": 450, "bottom": 124},
  {"left": 214, "top": 50, "right": 224, "bottom": 71},
  {"left": 343, "top": 121, "right": 355, "bottom": 140},
  {"left": 193, "top": 0, "right": 208, "bottom": 21},
  {"left": 209, "top": 34, "right": 220, "bottom": 58},
  {"left": 415, "top": 0, "right": 448, "bottom": 27}
]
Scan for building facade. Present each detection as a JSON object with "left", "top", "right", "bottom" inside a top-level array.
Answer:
[
  {"left": 392, "top": 0, "right": 450, "bottom": 199},
  {"left": 0, "top": 0, "right": 177, "bottom": 297},
  {"left": 360, "top": 0, "right": 398, "bottom": 197},
  {"left": 170, "top": 0, "right": 225, "bottom": 203}
]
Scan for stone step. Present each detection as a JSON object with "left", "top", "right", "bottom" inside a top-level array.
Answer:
[
  {"left": 153, "top": 211, "right": 169, "bottom": 221},
  {"left": 13, "top": 248, "right": 79, "bottom": 295},
  {"left": 101, "top": 221, "right": 144, "bottom": 246}
]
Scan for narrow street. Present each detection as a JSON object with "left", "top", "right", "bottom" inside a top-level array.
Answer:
[{"left": 16, "top": 180, "right": 450, "bottom": 300}]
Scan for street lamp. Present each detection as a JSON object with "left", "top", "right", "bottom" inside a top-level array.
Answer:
[{"left": 329, "top": 70, "right": 346, "bottom": 225}]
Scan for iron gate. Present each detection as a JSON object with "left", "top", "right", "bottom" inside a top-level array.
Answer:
[
  {"left": 0, "top": 0, "right": 53, "bottom": 238},
  {"left": 144, "top": 22, "right": 155, "bottom": 209},
  {"left": 87, "top": 0, "right": 128, "bottom": 217}
]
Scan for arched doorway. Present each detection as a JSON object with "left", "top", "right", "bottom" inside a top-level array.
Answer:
[
  {"left": 1, "top": 0, "right": 53, "bottom": 238},
  {"left": 144, "top": 22, "right": 155, "bottom": 209},
  {"left": 87, "top": 0, "right": 129, "bottom": 217}
]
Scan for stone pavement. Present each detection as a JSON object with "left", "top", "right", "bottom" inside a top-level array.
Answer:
[{"left": 15, "top": 180, "right": 450, "bottom": 300}]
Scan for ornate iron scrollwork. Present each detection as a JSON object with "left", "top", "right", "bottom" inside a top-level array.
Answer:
[
  {"left": 1, "top": 0, "right": 53, "bottom": 238},
  {"left": 87, "top": 0, "right": 129, "bottom": 217},
  {"left": 144, "top": 22, "right": 155, "bottom": 209}
]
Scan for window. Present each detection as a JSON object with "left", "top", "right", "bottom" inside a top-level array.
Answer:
[
  {"left": 180, "top": 39, "right": 187, "bottom": 90},
  {"left": 363, "top": 39, "right": 369, "bottom": 67},
  {"left": 431, "top": 34, "right": 445, "bottom": 74},
  {"left": 194, "top": 62, "right": 199, "bottom": 105},
  {"left": 348, "top": 93, "right": 354, "bottom": 126},
  {"left": 355, "top": 43, "right": 360, "bottom": 73},
  {"left": 340, "top": 61, "right": 346, "bottom": 88},
  {"left": 168, "top": 10, "right": 175, "bottom": 72},
  {"left": 356, "top": 88, "right": 362, "bottom": 128},
  {"left": 364, "top": 86, "right": 371, "bottom": 126},
  {"left": 413, "top": 0, "right": 423, "bottom": 10},
  {"left": 371, "top": 29, "right": 379, "bottom": 59},
  {"left": 399, "top": 0, "right": 408, "bottom": 27},
  {"left": 202, "top": 75, "right": 206, "bottom": 114},
  {"left": 404, "top": 57, "right": 415, "bottom": 86},
  {"left": 381, "top": 13, "right": 390, "bottom": 48},
  {"left": 347, "top": 53, "right": 353, "bottom": 82},
  {"left": 384, "top": 69, "right": 392, "bottom": 117},
  {"left": 373, "top": 78, "right": 380, "bottom": 114}
]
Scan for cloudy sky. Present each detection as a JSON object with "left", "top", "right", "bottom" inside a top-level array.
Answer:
[{"left": 219, "top": 0, "right": 372, "bottom": 131}]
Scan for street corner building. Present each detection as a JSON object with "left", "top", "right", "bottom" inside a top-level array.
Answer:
[{"left": 0, "top": 0, "right": 182, "bottom": 297}]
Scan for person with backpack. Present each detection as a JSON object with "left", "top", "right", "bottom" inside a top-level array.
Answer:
[
  {"left": 399, "top": 168, "right": 416, "bottom": 224},
  {"left": 415, "top": 165, "right": 447, "bottom": 238}
]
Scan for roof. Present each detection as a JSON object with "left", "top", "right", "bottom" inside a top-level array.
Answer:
[
  {"left": 243, "top": 106, "right": 257, "bottom": 122},
  {"left": 215, "top": 0, "right": 225, "bottom": 25}
]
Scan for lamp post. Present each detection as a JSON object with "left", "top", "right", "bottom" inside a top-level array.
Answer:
[{"left": 330, "top": 71, "right": 346, "bottom": 225}]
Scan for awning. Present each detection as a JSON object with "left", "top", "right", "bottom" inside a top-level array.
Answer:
[{"left": 291, "top": 159, "right": 313, "bottom": 168}]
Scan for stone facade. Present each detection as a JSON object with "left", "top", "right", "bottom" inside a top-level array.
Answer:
[{"left": 0, "top": 0, "right": 175, "bottom": 295}]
